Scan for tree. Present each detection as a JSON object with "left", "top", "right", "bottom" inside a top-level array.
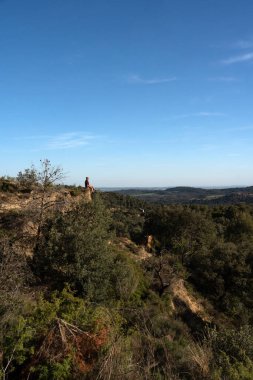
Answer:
[
  {"left": 144, "top": 249, "right": 178, "bottom": 297},
  {"left": 32, "top": 194, "right": 115, "bottom": 301},
  {"left": 189, "top": 241, "right": 251, "bottom": 319},
  {"left": 17, "top": 166, "right": 38, "bottom": 188},
  {"left": 17, "top": 160, "right": 64, "bottom": 251},
  {"left": 207, "top": 325, "right": 253, "bottom": 380},
  {"left": 144, "top": 206, "right": 216, "bottom": 257},
  {"left": 33, "top": 159, "right": 64, "bottom": 245}
]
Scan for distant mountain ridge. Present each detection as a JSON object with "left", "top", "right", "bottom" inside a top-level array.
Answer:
[{"left": 116, "top": 186, "right": 253, "bottom": 205}]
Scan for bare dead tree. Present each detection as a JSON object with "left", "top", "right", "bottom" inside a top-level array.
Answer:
[{"left": 144, "top": 250, "right": 178, "bottom": 297}]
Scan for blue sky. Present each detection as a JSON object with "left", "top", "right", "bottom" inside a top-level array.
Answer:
[{"left": 0, "top": 0, "right": 253, "bottom": 187}]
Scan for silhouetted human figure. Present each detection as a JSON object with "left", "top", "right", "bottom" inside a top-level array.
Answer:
[{"left": 85, "top": 176, "right": 95, "bottom": 192}]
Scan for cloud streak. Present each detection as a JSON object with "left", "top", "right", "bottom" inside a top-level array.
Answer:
[
  {"left": 233, "top": 39, "right": 253, "bottom": 49},
  {"left": 173, "top": 112, "right": 226, "bottom": 119},
  {"left": 128, "top": 74, "right": 177, "bottom": 85},
  {"left": 221, "top": 52, "right": 253, "bottom": 65},
  {"left": 18, "top": 132, "right": 97, "bottom": 151},
  {"left": 46, "top": 132, "right": 96, "bottom": 150},
  {"left": 225, "top": 125, "right": 253, "bottom": 132},
  {"left": 208, "top": 76, "right": 238, "bottom": 82}
]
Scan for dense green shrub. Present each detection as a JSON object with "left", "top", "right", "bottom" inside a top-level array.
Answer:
[
  {"left": 207, "top": 326, "right": 253, "bottom": 380},
  {"left": 0, "top": 287, "right": 118, "bottom": 379},
  {"left": 32, "top": 195, "right": 114, "bottom": 299},
  {"left": 32, "top": 194, "right": 144, "bottom": 304}
]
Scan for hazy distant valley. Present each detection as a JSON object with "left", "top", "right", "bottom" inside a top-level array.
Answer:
[{"left": 116, "top": 186, "right": 253, "bottom": 205}]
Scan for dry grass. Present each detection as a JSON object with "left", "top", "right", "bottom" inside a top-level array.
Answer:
[{"left": 186, "top": 341, "right": 213, "bottom": 379}]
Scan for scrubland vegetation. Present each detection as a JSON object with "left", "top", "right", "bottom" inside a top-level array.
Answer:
[{"left": 1, "top": 162, "right": 253, "bottom": 379}]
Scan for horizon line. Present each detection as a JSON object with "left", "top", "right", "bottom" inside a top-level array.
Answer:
[{"left": 96, "top": 184, "right": 253, "bottom": 190}]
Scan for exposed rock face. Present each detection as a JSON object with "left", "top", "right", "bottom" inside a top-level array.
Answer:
[
  {"left": 116, "top": 237, "right": 152, "bottom": 261},
  {"left": 146, "top": 234, "right": 154, "bottom": 252},
  {"left": 170, "top": 278, "right": 212, "bottom": 324},
  {"left": 83, "top": 188, "right": 92, "bottom": 202},
  {"left": 0, "top": 193, "right": 29, "bottom": 213},
  {"left": 0, "top": 186, "right": 92, "bottom": 256},
  {"left": 0, "top": 187, "right": 91, "bottom": 214}
]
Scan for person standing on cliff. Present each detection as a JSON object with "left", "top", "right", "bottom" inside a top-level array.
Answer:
[{"left": 85, "top": 176, "right": 95, "bottom": 192}]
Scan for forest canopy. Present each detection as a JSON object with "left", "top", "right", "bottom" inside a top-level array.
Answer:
[{"left": 0, "top": 164, "right": 253, "bottom": 379}]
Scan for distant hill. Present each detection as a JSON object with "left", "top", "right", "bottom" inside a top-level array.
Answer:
[{"left": 116, "top": 186, "right": 253, "bottom": 205}]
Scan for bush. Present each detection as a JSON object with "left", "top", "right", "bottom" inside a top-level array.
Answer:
[
  {"left": 32, "top": 195, "right": 113, "bottom": 300},
  {"left": 206, "top": 325, "right": 253, "bottom": 380},
  {"left": 0, "top": 287, "right": 117, "bottom": 379},
  {"left": 32, "top": 194, "right": 143, "bottom": 304},
  {"left": 17, "top": 167, "right": 38, "bottom": 188}
]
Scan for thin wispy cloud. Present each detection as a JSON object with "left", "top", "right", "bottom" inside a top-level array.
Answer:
[
  {"left": 14, "top": 134, "right": 52, "bottom": 140},
  {"left": 46, "top": 132, "right": 96, "bottom": 150},
  {"left": 173, "top": 112, "right": 226, "bottom": 119},
  {"left": 9, "top": 132, "right": 97, "bottom": 153},
  {"left": 233, "top": 39, "right": 253, "bottom": 49},
  {"left": 225, "top": 125, "right": 253, "bottom": 132},
  {"left": 213, "top": 38, "right": 253, "bottom": 50},
  {"left": 128, "top": 74, "right": 177, "bottom": 85},
  {"left": 208, "top": 76, "right": 238, "bottom": 82},
  {"left": 221, "top": 52, "right": 253, "bottom": 65}
]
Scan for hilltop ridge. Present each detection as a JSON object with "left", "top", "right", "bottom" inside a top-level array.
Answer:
[{"left": 117, "top": 185, "right": 253, "bottom": 204}]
